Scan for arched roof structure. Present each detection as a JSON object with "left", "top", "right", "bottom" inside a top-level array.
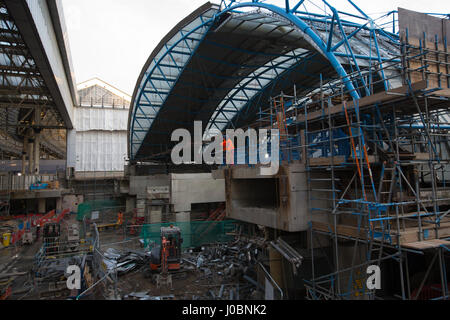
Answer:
[{"left": 128, "top": 0, "right": 401, "bottom": 162}]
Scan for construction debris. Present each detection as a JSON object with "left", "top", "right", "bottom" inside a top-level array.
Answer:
[
  {"left": 270, "top": 238, "right": 303, "bottom": 275},
  {"left": 102, "top": 248, "right": 149, "bottom": 276}
]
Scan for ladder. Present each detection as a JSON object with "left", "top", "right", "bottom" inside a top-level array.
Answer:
[{"left": 272, "top": 95, "right": 288, "bottom": 141}]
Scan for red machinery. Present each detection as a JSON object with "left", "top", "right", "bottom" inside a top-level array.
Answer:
[
  {"left": 150, "top": 226, "right": 182, "bottom": 272},
  {"left": 129, "top": 209, "right": 145, "bottom": 235}
]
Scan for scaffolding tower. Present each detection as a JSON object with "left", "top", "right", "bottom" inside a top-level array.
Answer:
[
  {"left": 247, "top": 9, "right": 450, "bottom": 300},
  {"left": 296, "top": 34, "right": 450, "bottom": 301}
]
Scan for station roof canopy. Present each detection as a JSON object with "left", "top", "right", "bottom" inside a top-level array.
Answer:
[
  {"left": 0, "top": 0, "right": 78, "bottom": 159},
  {"left": 128, "top": 1, "right": 404, "bottom": 162}
]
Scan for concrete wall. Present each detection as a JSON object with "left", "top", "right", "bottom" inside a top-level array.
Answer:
[
  {"left": 171, "top": 173, "right": 225, "bottom": 212},
  {"left": 62, "top": 194, "right": 83, "bottom": 213},
  {"left": 127, "top": 173, "right": 225, "bottom": 216},
  {"left": 129, "top": 175, "right": 170, "bottom": 198},
  {"left": 216, "top": 163, "right": 329, "bottom": 232}
]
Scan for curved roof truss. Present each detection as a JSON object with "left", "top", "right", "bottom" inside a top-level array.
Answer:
[{"left": 129, "top": 1, "right": 402, "bottom": 161}]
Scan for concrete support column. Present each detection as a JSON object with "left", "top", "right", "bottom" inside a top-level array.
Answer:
[
  {"left": 22, "top": 137, "right": 28, "bottom": 175},
  {"left": 66, "top": 129, "right": 76, "bottom": 169},
  {"left": 149, "top": 203, "right": 162, "bottom": 224},
  {"left": 56, "top": 197, "right": 62, "bottom": 212},
  {"left": 28, "top": 138, "right": 34, "bottom": 175},
  {"left": 126, "top": 197, "right": 136, "bottom": 214},
  {"left": 136, "top": 198, "right": 146, "bottom": 219},
  {"left": 176, "top": 211, "right": 190, "bottom": 248},
  {"left": 38, "top": 198, "right": 46, "bottom": 214},
  {"left": 34, "top": 134, "right": 40, "bottom": 175}
]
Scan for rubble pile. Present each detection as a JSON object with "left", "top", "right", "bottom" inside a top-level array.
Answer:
[
  {"left": 181, "top": 240, "right": 263, "bottom": 300},
  {"left": 34, "top": 256, "right": 83, "bottom": 282},
  {"left": 108, "top": 238, "right": 267, "bottom": 300}
]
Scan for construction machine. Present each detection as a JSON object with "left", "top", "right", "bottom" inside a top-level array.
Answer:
[
  {"left": 150, "top": 226, "right": 182, "bottom": 272},
  {"left": 149, "top": 226, "right": 183, "bottom": 288}
]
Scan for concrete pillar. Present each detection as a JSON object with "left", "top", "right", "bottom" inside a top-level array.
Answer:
[
  {"left": 66, "top": 129, "right": 76, "bottom": 169},
  {"left": 28, "top": 138, "right": 34, "bottom": 175},
  {"left": 149, "top": 202, "right": 162, "bottom": 224},
  {"left": 176, "top": 211, "right": 190, "bottom": 248},
  {"left": 34, "top": 134, "right": 40, "bottom": 175},
  {"left": 38, "top": 198, "right": 46, "bottom": 214},
  {"left": 22, "top": 138, "right": 28, "bottom": 175},
  {"left": 56, "top": 197, "right": 62, "bottom": 212},
  {"left": 126, "top": 197, "right": 136, "bottom": 213}
]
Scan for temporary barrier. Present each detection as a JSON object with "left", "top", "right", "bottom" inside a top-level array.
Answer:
[{"left": 140, "top": 220, "right": 237, "bottom": 249}]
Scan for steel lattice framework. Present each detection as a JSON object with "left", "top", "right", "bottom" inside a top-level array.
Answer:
[
  {"left": 128, "top": 0, "right": 402, "bottom": 162},
  {"left": 0, "top": 0, "right": 71, "bottom": 160}
]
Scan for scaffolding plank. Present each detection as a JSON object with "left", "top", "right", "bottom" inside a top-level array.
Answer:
[
  {"left": 311, "top": 221, "right": 366, "bottom": 239},
  {"left": 403, "top": 239, "right": 450, "bottom": 250},
  {"left": 312, "top": 220, "right": 450, "bottom": 245},
  {"left": 433, "top": 89, "right": 450, "bottom": 98},
  {"left": 298, "top": 81, "right": 428, "bottom": 122}
]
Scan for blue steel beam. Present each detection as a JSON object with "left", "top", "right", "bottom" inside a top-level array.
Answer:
[
  {"left": 130, "top": 12, "right": 215, "bottom": 158},
  {"left": 208, "top": 52, "right": 326, "bottom": 131},
  {"left": 218, "top": 1, "right": 361, "bottom": 101},
  {"left": 131, "top": 0, "right": 400, "bottom": 160}
]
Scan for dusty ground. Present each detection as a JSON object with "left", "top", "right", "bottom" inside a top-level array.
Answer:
[
  {"left": 0, "top": 218, "right": 256, "bottom": 300},
  {"left": 0, "top": 232, "right": 41, "bottom": 299},
  {"left": 97, "top": 229, "right": 249, "bottom": 300}
]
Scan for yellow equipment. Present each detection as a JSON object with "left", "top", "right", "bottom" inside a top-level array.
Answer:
[{"left": 2, "top": 233, "right": 11, "bottom": 247}]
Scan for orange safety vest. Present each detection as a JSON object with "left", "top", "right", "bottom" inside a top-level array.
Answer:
[
  {"left": 222, "top": 139, "right": 234, "bottom": 152},
  {"left": 117, "top": 212, "right": 124, "bottom": 225}
]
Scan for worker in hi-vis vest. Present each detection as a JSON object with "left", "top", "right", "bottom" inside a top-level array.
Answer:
[
  {"left": 222, "top": 138, "right": 234, "bottom": 164},
  {"left": 117, "top": 212, "right": 124, "bottom": 225}
]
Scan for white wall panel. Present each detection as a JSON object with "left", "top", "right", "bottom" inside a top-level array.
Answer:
[
  {"left": 75, "top": 131, "right": 127, "bottom": 172},
  {"left": 74, "top": 107, "right": 128, "bottom": 132}
]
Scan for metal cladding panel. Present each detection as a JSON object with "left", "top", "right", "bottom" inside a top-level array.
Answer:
[{"left": 25, "top": 0, "right": 75, "bottom": 126}]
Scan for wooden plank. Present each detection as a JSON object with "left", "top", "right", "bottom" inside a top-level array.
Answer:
[
  {"left": 311, "top": 221, "right": 366, "bottom": 239},
  {"left": 403, "top": 239, "right": 450, "bottom": 250},
  {"left": 312, "top": 220, "right": 450, "bottom": 246},
  {"left": 432, "top": 89, "right": 450, "bottom": 98},
  {"left": 414, "top": 153, "right": 430, "bottom": 161},
  {"left": 309, "top": 156, "right": 346, "bottom": 166},
  {"left": 298, "top": 81, "right": 428, "bottom": 122}
]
